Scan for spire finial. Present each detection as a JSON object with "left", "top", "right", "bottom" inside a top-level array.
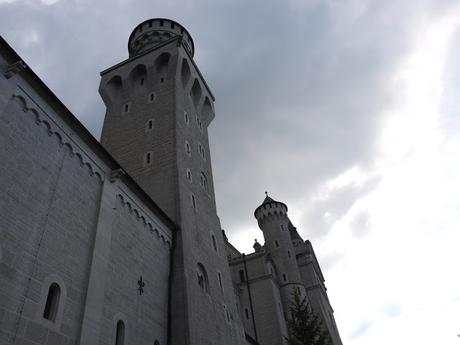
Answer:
[{"left": 265, "top": 191, "right": 268, "bottom": 197}]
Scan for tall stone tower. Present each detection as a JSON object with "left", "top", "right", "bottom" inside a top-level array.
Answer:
[
  {"left": 254, "top": 195, "right": 306, "bottom": 316},
  {"left": 99, "top": 18, "right": 246, "bottom": 345}
]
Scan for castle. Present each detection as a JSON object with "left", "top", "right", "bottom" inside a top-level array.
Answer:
[{"left": 0, "top": 18, "right": 342, "bottom": 345}]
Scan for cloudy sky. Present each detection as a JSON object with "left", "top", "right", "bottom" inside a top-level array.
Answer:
[{"left": 1, "top": 0, "right": 460, "bottom": 344}]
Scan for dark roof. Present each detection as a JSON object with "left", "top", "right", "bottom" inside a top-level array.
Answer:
[
  {"left": 262, "top": 195, "right": 275, "bottom": 205},
  {"left": 254, "top": 193, "right": 288, "bottom": 217}
]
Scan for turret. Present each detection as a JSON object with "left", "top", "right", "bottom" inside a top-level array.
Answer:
[
  {"left": 254, "top": 194, "right": 306, "bottom": 316},
  {"left": 128, "top": 18, "right": 194, "bottom": 57}
]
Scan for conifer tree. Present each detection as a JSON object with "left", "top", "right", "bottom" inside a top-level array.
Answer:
[{"left": 286, "top": 289, "right": 332, "bottom": 345}]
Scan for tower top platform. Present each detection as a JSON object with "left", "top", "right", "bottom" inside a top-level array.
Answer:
[{"left": 128, "top": 18, "right": 195, "bottom": 58}]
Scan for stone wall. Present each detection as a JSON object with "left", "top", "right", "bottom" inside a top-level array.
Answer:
[{"left": 0, "top": 44, "right": 173, "bottom": 345}]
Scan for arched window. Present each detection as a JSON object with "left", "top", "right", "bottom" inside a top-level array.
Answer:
[
  {"left": 181, "top": 59, "right": 191, "bottom": 87},
  {"left": 115, "top": 320, "right": 125, "bottom": 345},
  {"left": 154, "top": 53, "right": 170, "bottom": 84},
  {"left": 106, "top": 75, "right": 122, "bottom": 100},
  {"left": 191, "top": 79, "right": 202, "bottom": 109},
  {"left": 129, "top": 64, "right": 147, "bottom": 88},
  {"left": 200, "top": 172, "right": 208, "bottom": 192},
  {"left": 43, "top": 283, "right": 61, "bottom": 322},
  {"left": 202, "top": 97, "right": 213, "bottom": 120},
  {"left": 196, "top": 263, "right": 209, "bottom": 293}
]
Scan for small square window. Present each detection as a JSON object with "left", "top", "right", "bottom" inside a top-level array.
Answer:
[{"left": 122, "top": 102, "right": 131, "bottom": 114}]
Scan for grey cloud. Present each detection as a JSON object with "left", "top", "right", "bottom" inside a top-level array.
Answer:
[
  {"left": 0, "top": 0, "right": 457, "bottom": 243},
  {"left": 299, "top": 176, "right": 379, "bottom": 239},
  {"left": 350, "top": 210, "right": 372, "bottom": 238}
]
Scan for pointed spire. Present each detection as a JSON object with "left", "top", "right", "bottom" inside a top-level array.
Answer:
[{"left": 262, "top": 191, "right": 275, "bottom": 205}]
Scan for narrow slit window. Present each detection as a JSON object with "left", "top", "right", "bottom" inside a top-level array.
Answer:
[
  {"left": 124, "top": 103, "right": 129, "bottom": 113},
  {"left": 245, "top": 308, "right": 249, "bottom": 320},
  {"left": 186, "top": 169, "right": 192, "bottom": 182},
  {"left": 239, "top": 269, "right": 245, "bottom": 283},
  {"left": 191, "top": 194, "right": 196, "bottom": 209},
  {"left": 160, "top": 77, "right": 164, "bottom": 83},
  {"left": 149, "top": 93, "right": 156, "bottom": 102},
  {"left": 184, "top": 111, "right": 189, "bottom": 125},
  {"left": 140, "top": 78, "right": 144, "bottom": 86},
  {"left": 145, "top": 152, "right": 152, "bottom": 165},
  {"left": 146, "top": 119, "right": 154, "bottom": 131},
  {"left": 43, "top": 283, "right": 61, "bottom": 322},
  {"left": 275, "top": 240, "right": 279, "bottom": 248},
  {"left": 283, "top": 273, "right": 287, "bottom": 282},
  {"left": 211, "top": 234, "right": 217, "bottom": 252},
  {"left": 218, "top": 272, "right": 223, "bottom": 291}
]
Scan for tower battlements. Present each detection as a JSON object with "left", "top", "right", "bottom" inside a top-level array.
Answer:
[
  {"left": 128, "top": 18, "right": 194, "bottom": 58},
  {"left": 254, "top": 195, "right": 288, "bottom": 227}
]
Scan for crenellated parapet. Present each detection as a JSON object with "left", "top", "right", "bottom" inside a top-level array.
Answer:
[
  {"left": 254, "top": 195, "right": 288, "bottom": 228},
  {"left": 128, "top": 18, "right": 194, "bottom": 58}
]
